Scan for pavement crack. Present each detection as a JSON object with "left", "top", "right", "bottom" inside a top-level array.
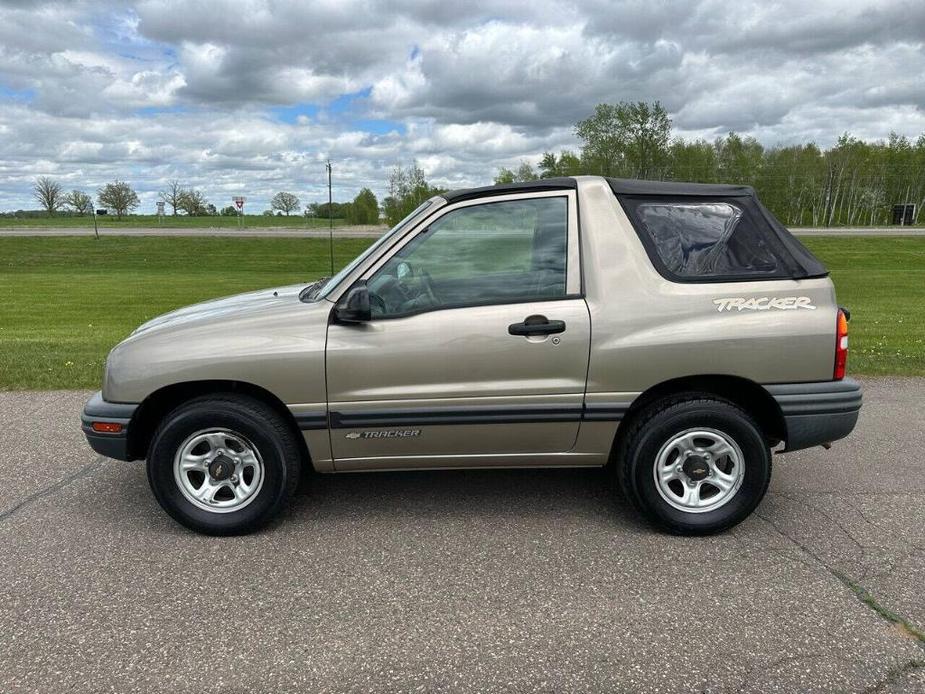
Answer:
[
  {"left": 832, "top": 570, "right": 925, "bottom": 644},
  {"left": 0, "top": 455, "right": 106, "bottom": 523},
  {"left": 773, "top": 490, "right": 867, "bottom": 552},
  {"left": 842, "top": 496, "right": 881, "bottom": 530},
  {"left": 755, "top": 509, "right": 925, "bottom": 648},
  {"left": 733, "top": 650, "right": 834, "bottom": 693},
  {"left": 862, "top": 658, "right": 925, "bottom": 693}
]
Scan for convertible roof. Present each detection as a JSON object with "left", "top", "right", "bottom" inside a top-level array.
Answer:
[
  {"left": 606, "top": 178, "right": 755, "bottom": 197},
  {"left": 441, "top": 177, "right": 576, "bottom": 204},
  {"left": 440, "top": 175, "right": 825, "bottom": 279},
  {"left": 441, "top": 176, "right": 757, "bottom": 204}
]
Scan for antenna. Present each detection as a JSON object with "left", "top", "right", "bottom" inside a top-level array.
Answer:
[{"left": 326, "top": 159, "right": 334, "bottom": 276}]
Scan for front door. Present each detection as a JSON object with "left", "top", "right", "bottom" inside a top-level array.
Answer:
[{"left": 325, "top": 191, "right": 590, "bottom": 470}]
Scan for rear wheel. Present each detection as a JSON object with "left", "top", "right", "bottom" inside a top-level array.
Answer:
[
  {"left": 147, "top": 395, "right": 301, "bottom": 535},
  {"left": 616, "top": 396, "right": 771, "bottom": 534}
]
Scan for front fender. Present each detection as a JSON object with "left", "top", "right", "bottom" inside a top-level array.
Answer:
[{"left": 104, "top": 300, "right": 330, "bottom": 407}]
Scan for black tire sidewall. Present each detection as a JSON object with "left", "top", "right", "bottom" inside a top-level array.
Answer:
[
  {"left": 630, "top": 402, "right": 770, "bottom": 533},
  {"left": 147, "top": 401, "right": 292, "bottom": 535}
]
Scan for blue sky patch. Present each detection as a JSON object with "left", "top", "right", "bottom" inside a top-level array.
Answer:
[
  {"left": 351, "top": 119, "right": 405, "bottom": 135},
  {"left": 0, "top": 85, "right": 35, "bottom": 103},
  {"left": 269, "top": 103, "right": 320, "bottom": 124}
]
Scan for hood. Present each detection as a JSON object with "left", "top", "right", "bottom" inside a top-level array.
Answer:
[
  {"left": 104, "top": 282, "right": 331, "bottom": 404},
  {"left": 130, "top": 283, "right": 309, "bottom": 338}
]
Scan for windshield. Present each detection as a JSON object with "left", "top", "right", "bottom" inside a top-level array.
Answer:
[{"left": 308, "top": 199, "right": 438, "bottom": 301}]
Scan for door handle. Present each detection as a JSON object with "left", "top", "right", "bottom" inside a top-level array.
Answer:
[{"left": 508, "top": 314, "right": 566, "bottom": 336}]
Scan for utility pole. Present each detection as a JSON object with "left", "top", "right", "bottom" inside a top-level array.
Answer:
[
  {"left": 91, "top": 205, "right": 100, "bottom": 241},
  {"left": 326, "top": 159, "right": 334, "bottom": 276}
]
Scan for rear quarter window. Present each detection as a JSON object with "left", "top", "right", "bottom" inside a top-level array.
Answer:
[{"left": 620, "top": 196, "right": 800, "bottom": 282}]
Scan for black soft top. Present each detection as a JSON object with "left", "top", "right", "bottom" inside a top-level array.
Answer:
[
  {"left": 442, "top": 176, "right": 755, "bottom": 202},
  {"left": 441, "top": 176, "right": 826, "bottom": 280},
  {"left": 442, "top": 177, "right": 576, "bottom": 204},
  {"left": 609, "top": 178, "right": 827, "bottom": 281},
  {"left": 606, "top": 178, "right": 755, "bottom": 197}
]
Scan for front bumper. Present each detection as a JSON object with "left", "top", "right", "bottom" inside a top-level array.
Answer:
[
  {"left": 765, "top": 378, "right": 862, "bottom": 452},
  {"left": 81, "top": 391, "right": 139, "bottom": 461}
]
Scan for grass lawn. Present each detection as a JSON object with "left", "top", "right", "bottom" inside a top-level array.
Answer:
[
  {"left": 0, "top": 235, "right": 922, "bottom": 390},
  {"left": 0, "top": 214, "right": 356, "bottom": 228},
  {"left": 0, "top": 237, "right": 370, "bottom": 389},
  {"left": 800, "top": 236, "right": 925, "bottom": 377}
]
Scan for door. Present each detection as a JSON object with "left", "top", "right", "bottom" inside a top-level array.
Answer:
[{"left": 325, "top": 191, "right": 590, "bottom": 470}]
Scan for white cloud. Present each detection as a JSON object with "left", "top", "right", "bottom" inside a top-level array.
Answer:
[{"left": 1, "top": 0, "right": 924, "bottom": 209}]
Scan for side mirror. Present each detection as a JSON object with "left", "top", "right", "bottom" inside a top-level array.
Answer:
[{"left": 334, "top": 281, "right": 371, "bottom": 323}]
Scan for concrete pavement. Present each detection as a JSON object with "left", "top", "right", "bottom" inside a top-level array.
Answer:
[{"left": 1, "top": 378, "right": 923, "bottom": 692}]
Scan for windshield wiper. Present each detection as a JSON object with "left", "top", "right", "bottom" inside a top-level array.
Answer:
[{"left": 299, "top": 277, "right": 329, "bottom": 302}]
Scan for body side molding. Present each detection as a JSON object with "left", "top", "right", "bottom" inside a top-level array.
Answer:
[{"left": 321, "top": 402, "right": 635, "bottom": 430}]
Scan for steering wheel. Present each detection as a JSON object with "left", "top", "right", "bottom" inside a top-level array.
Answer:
[
  {"left": 369, "top": 292, "right": 387, "bottom": 315},
  {"left": 419, "top": 268, "right": 439, "bottom": 305}
]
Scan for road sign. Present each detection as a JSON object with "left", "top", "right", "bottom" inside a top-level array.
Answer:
[
  {"left": 233, "top": 196, "right": 246, "bottom": 212},
  {"left": 156, "top": 201, "right": 165, "bottom": 216}
]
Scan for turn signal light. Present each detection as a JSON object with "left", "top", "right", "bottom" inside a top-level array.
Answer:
[
  {"left": 91, "top": 421, "right": 123, "bottom": 434},
  {"left": 834, "top": 309, "right": 849, "bottom": 380}
]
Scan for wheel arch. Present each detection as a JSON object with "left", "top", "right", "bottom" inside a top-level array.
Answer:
[
  {"left": 611, "top": 374, "right": 786, "bottom": 460},
  {"left": 127, "top": 380, "right": 313, "bottom": 470}
]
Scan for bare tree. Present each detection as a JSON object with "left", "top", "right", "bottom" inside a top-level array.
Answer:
[
  {"left": 64, "top": 189, "right": 93, "bottom": 215},
  {"left": 271, "top": 191, "right": 300, "bottom": 216},
  {"left": 158, "top": 179, "right": 183, "bottom": 215},
  {"left": 177, "top": 188, "right": 209, "bottom": 216},
  {"left": 97, "top": 180, "right": 140, "bottom": 219},
  {"left": 33, "top": 176, "right": 63, "bottom": 214}
]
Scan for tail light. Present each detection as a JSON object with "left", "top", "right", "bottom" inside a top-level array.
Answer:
[{"left": 834, "top": 308, "right": 849, "bottom": 380}]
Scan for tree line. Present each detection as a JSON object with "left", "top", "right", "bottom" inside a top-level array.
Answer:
[
  {"left": 497, "top": 101, "right": 925, "bottom": 226},
  {"left": 24, "top": 104, "right": 925, "bottom": 228},
  {"left": 31, "top": 177, "right": 141, "bottom": 219},
  {"left": 26, "top": 177, "right": 382, "bottom": 224}
]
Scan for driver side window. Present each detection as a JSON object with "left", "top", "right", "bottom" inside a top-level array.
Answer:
[{"left": 367, "top": 196, "right": 568, "bottom": 317}]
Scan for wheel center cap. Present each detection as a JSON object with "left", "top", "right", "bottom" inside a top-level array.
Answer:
[
  {"left": 208, "top": 454, "right": 234, "bottom": 481},
  {"left": 683, "top": 455, "right": 710, "bottom": 481}
]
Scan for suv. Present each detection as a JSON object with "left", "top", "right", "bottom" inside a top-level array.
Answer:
[{"left": 82, "top": 176, "right": 861, "bottom": 535}]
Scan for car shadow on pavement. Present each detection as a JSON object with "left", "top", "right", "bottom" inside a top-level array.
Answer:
[
  {"left": 286, "top": 466, "right": 650, "bottom": 531},
  {"left": 82, "top": 458, "right": 655, "bottom": 536}
]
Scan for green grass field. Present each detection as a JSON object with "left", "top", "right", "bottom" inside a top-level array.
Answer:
[
  {"left": 0, "top": 214, "right": 357, "bottom": 228},
  {"left": 0, "top": 235, "right": 922, "bottom": 390},
  {"left": 802, "top": 236, "right": 925, "bottom": 377}
]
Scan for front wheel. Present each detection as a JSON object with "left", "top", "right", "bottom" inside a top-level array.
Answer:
[
  {"left": 147, "top": 395, "right": 302, "bottom": 535},
  {"left": 616, "top": 397, "right": 771, "bottom": 535}
]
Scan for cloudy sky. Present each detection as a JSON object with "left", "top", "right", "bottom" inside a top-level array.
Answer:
[{"left": 1, "top": 0, "right": 924, "bottom": 212}]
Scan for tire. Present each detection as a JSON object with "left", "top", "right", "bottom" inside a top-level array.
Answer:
[
  {"left": 616, "top": 396, "right": 771, "bottom": 535},
  {"left": 147, "top": 394, "right": 301, "bottom": 535}
]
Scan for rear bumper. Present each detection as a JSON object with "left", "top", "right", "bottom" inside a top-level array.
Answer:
[
  {"left": 81, "top": 391, "right": 139, "bottom": 461},
  {"left": 765, "top": 378, "right": 862, "bottom": 452}
]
